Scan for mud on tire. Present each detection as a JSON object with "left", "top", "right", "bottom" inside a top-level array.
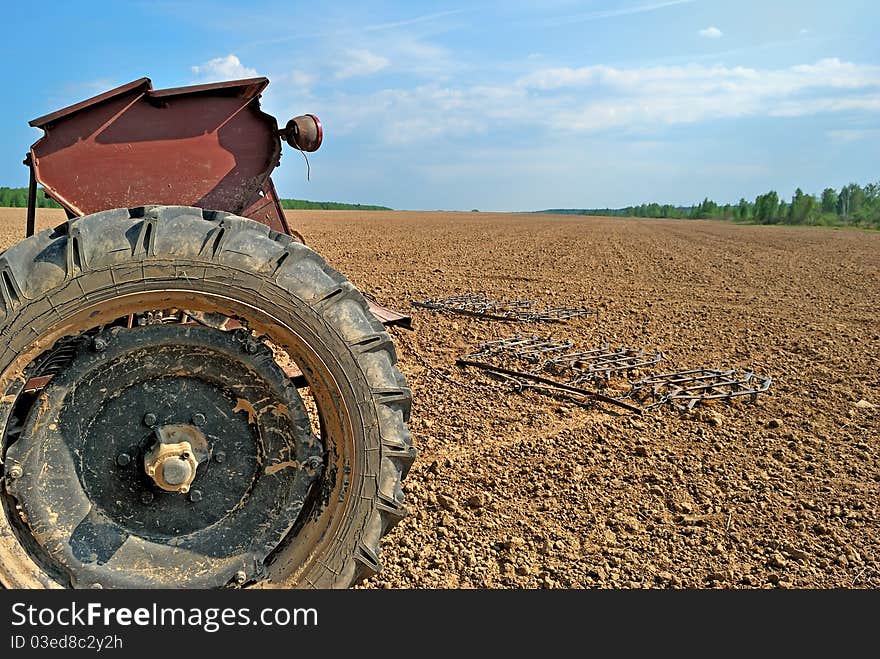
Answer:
[{"left": 0, "top": 206, "right": 416, "bottom": 589}]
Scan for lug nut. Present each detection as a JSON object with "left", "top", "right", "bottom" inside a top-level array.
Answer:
[
  {"left": 214, "top": 451, "right": 226, "bottom": 464},
  {"left": 92, "top": 336, "right": 108, "bottom": 352},
  {"left": 188, "top": 490, "right": 202, "bottom": 503},
  {"left": 116, "top": 453, "right": 131, "bottom": 467},
  {"left": 192, "top": 413, "right": 206, "bottom": 426},
  {"left": 244, "top": 340, "right": 258, "bottom": 355},
  {"left": 140, "top": 491, "right": 154, "bottom": 504},
  {"left": 304, "top": 456, "right": 323, "bottom": 470},
  {"left": 234, "top": 570, "right": 247, "bottom": 585},
  {"left": 6, "top": 464, "right": 23, "bottom": 480},
  {"left": 143, "top": 413, "right": 157, "bottom": 426}
]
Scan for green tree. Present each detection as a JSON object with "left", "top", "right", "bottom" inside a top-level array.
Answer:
[
  {"left": 788, "top": 188, "right": 817, "bottom": 224},
  {"left": 838, "top": 183, "right": 865, "bottom": 220},
  {"left": 0, "top": 186, "right": 61, "bottom": 208},
  {"left": 862, "top": 181, "right": 880, "bottom": 226},
  {"left": 820, "top": 187, "right": 838, "bottom": 214},
  {"left": 754, "top": 191, "right": 778, "bottom": 224},
  {"left": 691, "top": 197, "right": 719, "bottom": 219},
  {"left": 589, "top": 179, "right": 877, "bottom": 226}
]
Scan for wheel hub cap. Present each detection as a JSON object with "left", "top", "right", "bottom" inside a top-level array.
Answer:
[{"left": 143, "top": 425, "right": 206, "bottom": 493}]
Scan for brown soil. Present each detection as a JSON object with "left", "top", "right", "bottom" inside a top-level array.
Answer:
[{"left": 3, "top": 208, "right": 878, "bottom": 588}]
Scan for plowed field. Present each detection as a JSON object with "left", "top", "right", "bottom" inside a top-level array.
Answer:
[{"left": 4, "top": 208, "right": 878, "bottom": 588}]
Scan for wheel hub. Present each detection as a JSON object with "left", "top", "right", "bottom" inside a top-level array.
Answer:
[
  {"left": 143, "top": 425, "right": 205, "bottom": 493},
  {"left": 4, "top": 324, "right": 323, "bottom": 588}
]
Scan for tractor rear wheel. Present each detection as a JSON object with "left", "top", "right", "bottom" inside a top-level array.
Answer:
[{"left": 0, "top": 206, "right": 415, "bottom": 589}]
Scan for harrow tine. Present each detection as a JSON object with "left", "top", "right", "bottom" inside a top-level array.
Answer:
[
  {"left": 456, "top": 357, "right": 643, "bottom": 415},
  {"left": 460, "top": 334, "right": 769, "bottom": 414},
  {"left": 412, "top": 292, "right": 597, "bottom": 323},
  {"left": 627, "top": 368, "right": 771, "bottom": 408}
]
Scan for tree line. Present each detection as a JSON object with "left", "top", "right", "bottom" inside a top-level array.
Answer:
[
  {"left": 278, "top": 199, "right": 391, "bottom": 211},
  {"left": 0, "top": 187, "right": 391, "bottom": 212},
  {"left": 591, "top": 180, "right": 880, "bottom": 227},
  {"left": 0, "top": 186, "right": 61, "bottom": 208}
]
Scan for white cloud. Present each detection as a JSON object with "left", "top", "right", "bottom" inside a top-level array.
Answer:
[
  {"left": 698, "top": 26, "right": 723, "bottom": 38},
  {"left": 289, "top": 70, "right": 316, "bottom": 88},
  {"left": 325, "top": 84, "right": 529, "bottom": 143},
  {"left": 241, "top": 8, "right": 470, "bottom": 49},
  {"left": 827, "top": 128, "right": 880, "bottom": 143},
  {"left": 770, "top": 96, "right": 880, "bottom": 118},
  {"left": 541, "top": 0, "right": 696, "bottom": 26},
  {"left": 301, "top": 58, "right": 880, "bottom": 146},
  {"left": 191, "top": 54, "right": 257, "bottom": 79},
  {"left": 361, "top": 9, "right": 469, "bottom": 33},
  {"left": 517, "top": 58, "right": 879, "bottom": 94},
  {"left": 514, "top": 58, "right": 880, "bottom": 132},
  {"left": 334, "top": 49, "right": 390, "bottom": 79}
]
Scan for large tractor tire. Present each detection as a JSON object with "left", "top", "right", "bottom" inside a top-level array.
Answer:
[{"left": 0, "top": 206, "right": 415, "bottom": 589}]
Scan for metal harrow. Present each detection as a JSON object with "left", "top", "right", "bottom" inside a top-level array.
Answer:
[
  {"left": 547, "top": 345, "right": 663, "bottom": 383},
  {"left": 457, "top": 335, "right": 771, "bottom": 414},
  {"left": 412, "top": 293, "right": 596, "bottom": 323},
  {"left": 471, "top": 335, "right": 573, "bottom": 361},
  {"left": 625, "top": 368, "right": 772, "bottom": 410},
  {"left": 470, "top": 335, "right": 661, "bottom": 381},
  {"left": 458, "top": 335, "right": 657, "bottom": 414}
]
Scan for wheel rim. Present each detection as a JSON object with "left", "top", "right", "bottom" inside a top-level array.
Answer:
[{"left": 0, "top": 288, "right": 361, "bottom": 588}]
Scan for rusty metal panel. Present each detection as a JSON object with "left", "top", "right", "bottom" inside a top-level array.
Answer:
[
  {"left": 240, "top": 176, "right": 296, "bottom": 237},
  {"left": 148, "top": 77, "right": 269, "bottom": 99},
  {"left": 27, "top": 78, "right": 415, "bottom": 329},
  {"left": 29, "top": 77, "right": 279, "bottom": 219},
  {"left": 365, "top": 295, "right": 412, "bottom": 328},
  {"left": 29, "top": 78, "right": 153, "bottom": 128}
]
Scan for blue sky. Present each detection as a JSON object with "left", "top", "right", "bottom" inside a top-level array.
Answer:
[{"left": 1, "top": 0, "right": 877, "bottom": 211}]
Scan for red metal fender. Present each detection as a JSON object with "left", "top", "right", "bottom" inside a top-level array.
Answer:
[
  {"left": 29, "top": 77, "right": 292, "bottom": 234},
  {"left": 26, "top": 77, "right": 411, "bottom": 329}
]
